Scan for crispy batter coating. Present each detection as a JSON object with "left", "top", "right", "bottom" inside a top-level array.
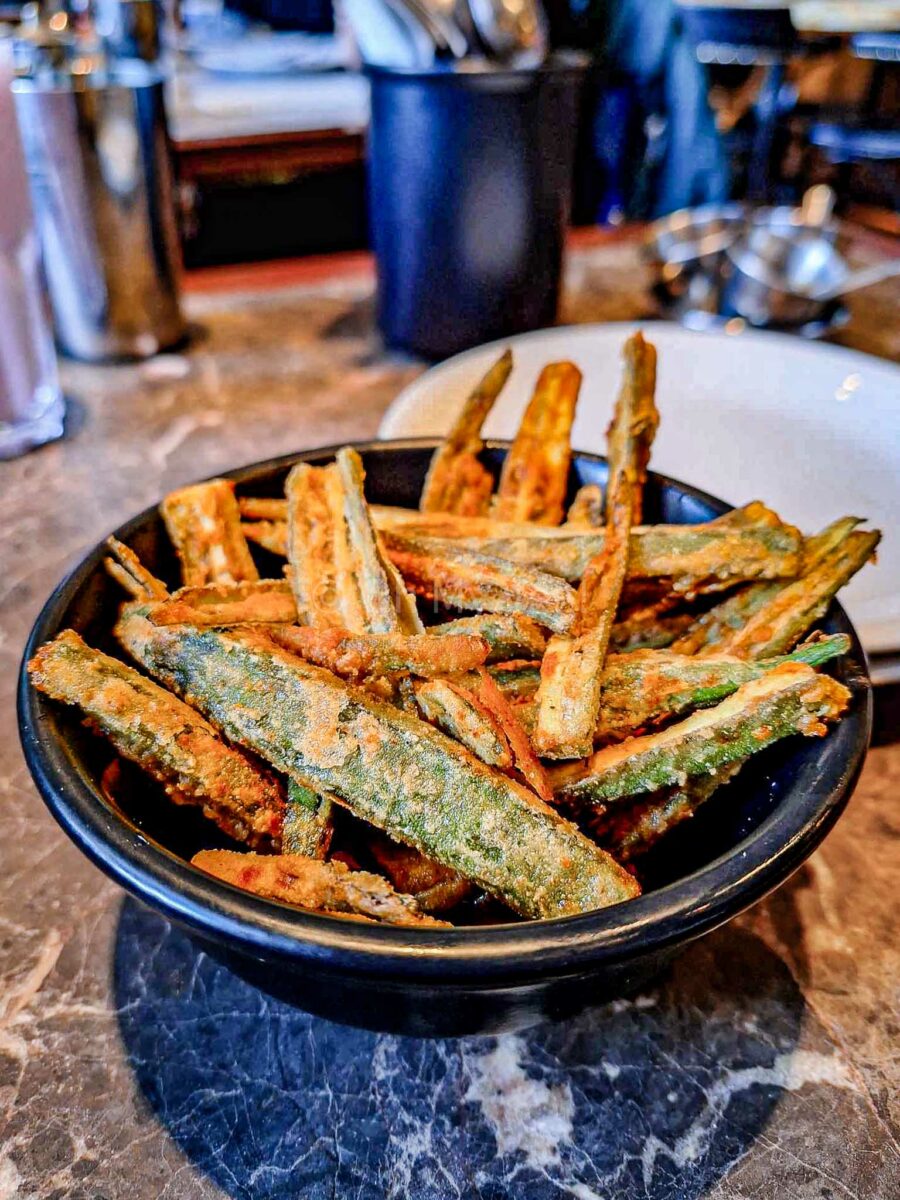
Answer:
[
  {"left": 707, "top": 530, "right": 880, "bottom": 660},
  {"left": 472, "top": 667, "right": 553, "bottom": 803},
  {"left": 554, "top": 664, "right": 850, "bottom": 807},
  {"left": 491, "top": 362, "right": 582, "bottom": 525},
  {"left": 192, "top": 850, "right": 448, "bottom": 927},
  {"left": 116, "top": 612, "right": 640, "bottom": 918},
  {"left": 245, "top": 506, "right": 804, "bottom": 592},
  {"left": 566, "top": 484, "right": 604, "bottom": 528},
  {"left": 415, "top": 679, "right": 513, "bottom": 768},
  {"left": 431, "top": 613, "right": 548, "bottom": 663},
  {"left": 104, "top": 537, "right": 170, "bottom": 600},
  {"left": 29, "top": 630, "right": 284, "bottom": 848},
  {"left": 161, "top": 479, "right": 259, "bottom": 587},
  {"left": 420, "top": 349, "right": 512, "bottom": 516},
  {"left": 271, "top": 625, "right": 489, "bottom": 681},
  {"left": 534, "top": 333, "right": 659, "bottom": 760},
  {"left": 383, "top": 532, "right": 578, "bottom": 634},
  {"left": 285, "top": 451, "right": 423, "bottom": 635},
  {"left": 145, "top": 579, "right": 297, "bottom": 627},
  {"left": 670, "top": 516, "right": 864, "bottom": 656}
]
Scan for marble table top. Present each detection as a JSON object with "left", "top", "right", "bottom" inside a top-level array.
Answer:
[{"left": 1, "top": 231, "right": 897, "bottom": 1199}]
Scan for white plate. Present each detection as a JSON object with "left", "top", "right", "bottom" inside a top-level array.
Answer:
[{"left": 380, "top": 322, "right": 899, "bottom": 656}]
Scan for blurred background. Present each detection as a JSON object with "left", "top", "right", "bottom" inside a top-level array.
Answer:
[
  {"left": 1, "top": 0, "right": 897, "bottom": 458},
  {"left": 2, "top": 0, "right": 895, "bottom": 268}
]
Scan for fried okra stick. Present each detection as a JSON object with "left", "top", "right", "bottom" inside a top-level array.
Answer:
[
  {"left": 415, "top": 680, "right": 514, "bottom": 769},
  {"left": 145, "top": 579, "right": 298, "bottom": 627},
  {"left": 116, "top": 612, "right": 639, "bottom": 918},
  {"left": 28, "top": 630, "right": 284, "bottom": 849},
  {"left": 589, "top": 759, "right": 748, "bottom": 861},
  {"left": 192, "top": 850, "right": 448, "bottom": 927},
  {"left": 534, "top": 332, "right": 659, "bottom": 760},
  {"left": 286, "top": 449, "right": 423, "bottom": 634},
  {"left": 238, "top": 497, "right": 291, "bottom": 521},
  {"left": 491, "top": 361, "right": 582, "bottom": 525},
  {"left": 419, "top": 349, "right": 513, "bottom": 516},
  {"left": 365, "top": 834, "right": 473, "bottom": 912},
  {"left": 670, "top": 516, "right": 863, "bottom": 656},
  {"left": 713, "top": 530, "right": 880, "bottom": 660},
  {"left": 383, "top": 533, "right": 578, "bottom": 634},
  {"left": 471, "top": 666, "right": 553, "bottom": 803},
  {"left": 104, "top": 537, "right": 170, "bottom": 601},
  {"left": 282, "top": 780, "right": 334, "bottom": 859},
  {"left": 516, "top": 634, "right": 850, "bottom": 744},
  {"left": 592, "top": 633, "right": 850, "bottom": 742},
  {"left": 553, "top": 663, "right": 850, "bottom": 808},
  {"left": 243, "top": 505, "right": 803, "bottom": 591},
  {"left": 271, "top": 625, "right": 489, "bottom": 682},
  {"left": 430, "top": 614, "right": 548, "bottom": 663},
  {"left": 161, "top": 478, "right": 259, "bottom": 587},
  {"left": 285, "top": 461, "right": 363, "bottom": 629},
  {"left": 566, "top": 484, "right": 604, "bottom": 528},
  {"left": 242, "top": 519, "right": 288, "bottom": 557},
  {"left": 337, "top": 447, "right": 424, "bottom": 634}
]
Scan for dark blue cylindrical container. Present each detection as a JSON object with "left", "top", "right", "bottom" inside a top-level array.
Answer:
[{"left": 367, "top": 54, "right": 588, "bottom": 360}]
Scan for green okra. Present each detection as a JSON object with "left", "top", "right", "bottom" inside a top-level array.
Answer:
[
  {"left": 430, "top": 613, "right": 548, "bottom": 663},
  {"left": 553, "top": 663, "right": 850, "bottom": 807},
  {"left": 671, "top": 517, "right": 864, "bottom": 657},
  {"left": 594, "top": 633, "right": 850, "bottom": 741},
  {"left": 115, "top": 611, "right": 640, "bottom": 918},
  {"left": 531, "top": 335, "right": 657, "bottom": 763},
  {"left": 396, "top": 507, "right": 802, "bottom": 592},
  {"left": 590, "top": 759, "right": 747, "bottom": 861},
  {"left": 610, "top": 606, "right": 696, "bottom": 653},
  {"left": 419, "top": 349, "right": 512, "bottom": 517},
  {"left": 283, "top": 780, "right": 334, "bottom": 859},
  {"left": 242, "top": 505, "right": 803, "bottom": 591},
  {"left": 484, "top": 661, "right": 542, "bottom": 700},
  {"left": 193, "top": 849, "right": 446, "bottom": 927},
  {"left": 516, "top": 634, "right": 851, "bottom": 743},
  {"left": 28, "top": 630, "right": 285, "bottom": 849},
  {"left": 716, "top": 530, "right": 880, "bottom": 660},
  {"left": 414, "top": 680, "right": 512, "bottom": 768},
  {"left": 383, "top": 532, "right": 578, "bottom": 635}
]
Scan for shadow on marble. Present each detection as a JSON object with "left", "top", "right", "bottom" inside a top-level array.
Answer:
[{"left": 113, "top": 898, "right": 805, "bottom": 1200}]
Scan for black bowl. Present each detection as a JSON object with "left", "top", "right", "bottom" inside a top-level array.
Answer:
[{"left": 18, "top": 441, "right": 871, "bottom": 1037}]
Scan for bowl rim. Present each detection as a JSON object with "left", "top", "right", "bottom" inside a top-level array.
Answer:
[{"left": 18, "top": 438, "right": 872, "bottom": 985}]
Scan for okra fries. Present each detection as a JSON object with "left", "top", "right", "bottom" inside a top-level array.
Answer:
[
  {"left": 491, "top": 362, "right": 582, "bottom": 525},
  {"left": 245, "top": 507, "right": 803, "bottom": 590},
  {"left": 534, "top": 332, "right": 659, "bottom": 760},
  {"left": 29, "top": 331, "right": 877, "bottom": 929},
  {"left": 29, "top": 630, "right": 284, "bottom": 849},
  {"left": 420, "top": 349, "right": 512, "bottom": 516},
  {"left": 161, "top": 478, "right": 259, "bottom": 586},
  {"left": 115, "top": 612, "right": 639, "bottom": 919},
  {"left": 192, "top": 850, "right": 448, "bottom": 927}
]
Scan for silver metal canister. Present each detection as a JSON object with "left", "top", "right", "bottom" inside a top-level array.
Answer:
[{"left": 12, "top": 62, "right": 185, "bottom": 361}]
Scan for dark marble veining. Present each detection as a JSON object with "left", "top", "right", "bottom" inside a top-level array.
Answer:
[{"left": 1, "top": 237, "right": 898, "bottom": 1199}]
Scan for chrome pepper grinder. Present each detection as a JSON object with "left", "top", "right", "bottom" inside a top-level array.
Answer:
[{"left": 12, "top": 26, "right": 186, "bottom": 361}]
